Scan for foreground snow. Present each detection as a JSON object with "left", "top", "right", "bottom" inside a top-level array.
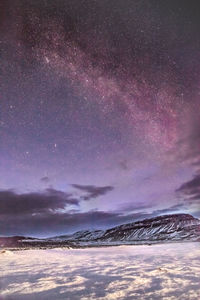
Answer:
[{"left": 0, "top": 243, "right": 200, "bottom": 299}]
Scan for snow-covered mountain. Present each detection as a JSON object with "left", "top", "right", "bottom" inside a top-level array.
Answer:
[
  {"left": 1, "top": 214, "right": 199, "bottom": 248},
  {"left": 51, "top": 230, "right": 104, "bottom": 242},
  {"left": 53, "top": 214, "right": 200, "bottom": 245},
  {"left": 98, "top": 213, "right": 200, "bottom": 243}
]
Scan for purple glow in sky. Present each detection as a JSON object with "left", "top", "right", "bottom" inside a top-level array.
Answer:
[{"left": 0, "top": 0, "right": 200, "bottom": 236}]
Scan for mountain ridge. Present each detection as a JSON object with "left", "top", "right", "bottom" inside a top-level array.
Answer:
[
  {"left": 51, "top": 213, "right": 200, "bottom": 245},
  {"left": 1, "top": 213, "right": 200, "bottom": 248}
]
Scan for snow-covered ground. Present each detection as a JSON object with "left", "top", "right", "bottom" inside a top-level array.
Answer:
[{"left": 0, "top": 243, "right": 200, "bottom": 300}]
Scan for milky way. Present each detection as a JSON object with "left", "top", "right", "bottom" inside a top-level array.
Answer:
[{"left": 1, "top": 0, "right": 200, "bottom": 235}]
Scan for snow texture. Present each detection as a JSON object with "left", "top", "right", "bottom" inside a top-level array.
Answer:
[{"left": 0, "top": 242, "right": 200, "bottom": 299}]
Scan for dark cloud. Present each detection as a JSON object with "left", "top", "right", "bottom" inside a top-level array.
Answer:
[
  {"left": 0, "top": 185, "right": 118, "bottom": 236},
  {"left": 177, "top": 174, "right": 200, "bottom": 192},
  {"left": 0, "top": 209, "right": 151, "bottom": 237},
  {"left": 176, "top": 174, "right": 200, "bottom": 203},
  {"left": 0, "top": 186, "right": 192, "bottom": 236},
  {"left": 71, "top": 184, "right": 114, "bottom": 201},
  {"left": 152, "top": 204, "right": 186, "bottom": 215},
  {"left": 40, "top": 176, "right": 50, "bottom": 183},
  {"left": 1, "top": 204, "right": 191, "bottom": 237},
  {"left": 0, "top": 188, "right": 79, "bottom": 215}
]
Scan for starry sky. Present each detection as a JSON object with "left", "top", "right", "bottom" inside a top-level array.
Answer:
[{"left": 1, "top": 0, "right": 200, "bottom": 236}]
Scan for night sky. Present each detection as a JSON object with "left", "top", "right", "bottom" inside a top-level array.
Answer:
[{"left": 1, "top": 0, "right": 200, "bottom": 237}]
